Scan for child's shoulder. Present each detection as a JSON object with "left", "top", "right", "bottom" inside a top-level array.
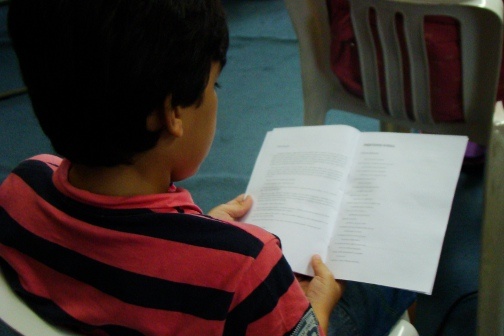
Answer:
[
  {"left": 16, "top": 154, "right": 63, "bottom": 171},
  {"left": 210, "top": 217, "right": 282, "bottom": 253},
  {"left": 2, "top": 154, "right": 62, "bottom": 182},
  {"left": 228, "top": 220, "right": 278, "bottom": 244}
]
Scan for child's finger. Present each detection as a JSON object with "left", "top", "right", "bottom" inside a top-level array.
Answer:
[
  {"left": 311, "top": 255, "right": 334, "bottom": 280},
  {"left": 229, "top": 194, "right": 251, "bottom": 205},
  {"left": 227, "top": 194, "right": 253, "bottom": 213},
  {"left": 208, "top": 194, "right": 253, "bottom": 221},
  {"left": 224, "top": 198, "right": 252, "bottom": 219}
]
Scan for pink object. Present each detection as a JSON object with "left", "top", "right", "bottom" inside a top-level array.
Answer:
[
  {"left": 327, "top": 0, "right": 504, "bottom": 123},
  {"left": 465, "top": 141, "right": 486, "bottom": 158}
]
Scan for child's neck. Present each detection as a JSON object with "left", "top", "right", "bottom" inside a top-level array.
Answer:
[{"left": 68, "top": 155, "right": 171, "bottom": 197}]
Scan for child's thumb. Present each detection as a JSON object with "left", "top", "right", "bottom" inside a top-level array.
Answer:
[{"left": 311, "top": 255, "right": 334, "bottom": 280}]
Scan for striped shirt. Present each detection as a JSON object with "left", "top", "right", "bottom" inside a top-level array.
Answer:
[{"left": 0, "top": 155, "right": 322, "bottom": 336}]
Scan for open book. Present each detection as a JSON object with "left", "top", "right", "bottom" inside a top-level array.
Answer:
[{"left": 241, "top": 125, "right": 468, "bottom": 294}]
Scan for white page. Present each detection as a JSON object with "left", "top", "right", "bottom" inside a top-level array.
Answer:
[
  {"left": 243, "top": 125, "right": 360, "bottom": 275},
  {"left": 243, "top": 126, "right": 467, "bottom": 293},
  {"left": 327, "top": 132, "right": 468, "bottom": 294}
]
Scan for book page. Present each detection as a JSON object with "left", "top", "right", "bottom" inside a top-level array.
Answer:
[
  {"left": 242, "top": 125, "right": 360, "bottom": 275},
  {"left": 327, "top": 132, "right": 468, "bottom": 294}
]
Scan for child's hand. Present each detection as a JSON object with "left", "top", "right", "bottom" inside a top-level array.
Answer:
[
  {"left": 207, "top": 194, "right": 253, "bottom": 221},
  {"left": 296, "top": 255, "right": 345, "bottom": 334}
]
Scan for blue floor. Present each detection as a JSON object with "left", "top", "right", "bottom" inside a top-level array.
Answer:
[{"left": 0, "top": 1, "right": 483, "bottom": 335}]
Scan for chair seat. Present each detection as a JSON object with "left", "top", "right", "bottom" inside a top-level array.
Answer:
[{"left": 0, "top": 270, "right": 79, "bottom": 336}]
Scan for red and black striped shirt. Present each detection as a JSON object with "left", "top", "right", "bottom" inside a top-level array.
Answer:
[{"left": 0, "top": 155, "right": 322, "bottom": 335}]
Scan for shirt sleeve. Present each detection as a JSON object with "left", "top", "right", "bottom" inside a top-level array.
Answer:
[{"left": 223, "top": 238, "right": 323, "bottom": 336}]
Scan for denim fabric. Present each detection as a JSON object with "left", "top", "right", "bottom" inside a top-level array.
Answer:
[{"left": 328, "top": 281, "right": 417, "bottom": 336}]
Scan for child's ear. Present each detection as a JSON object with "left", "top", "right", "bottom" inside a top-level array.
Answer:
[
  {"left": 165, "top": 106, "right": 184, "bottom": 138},
  {"left": 146, "top": 95, "right": 184, "bottom": 137}
]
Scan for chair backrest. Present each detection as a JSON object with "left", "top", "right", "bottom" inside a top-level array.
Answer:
[
  {"left": 285, "top": 0, "right": 503, "bottom": 146},
  {"left": 478, "top": 102, "right": 504, "bottom": 336},
  {"left": 0, "top": 269, "right": 80, "bottom": 336},
  {"left": 285, "top": 1, "right": 504, "bottom": 335}
]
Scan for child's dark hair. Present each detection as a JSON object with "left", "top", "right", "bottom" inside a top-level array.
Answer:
[{"left": 8, "top": 0, "right": 229, "bottom": 166}]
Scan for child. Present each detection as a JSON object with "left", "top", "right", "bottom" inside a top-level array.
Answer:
[
  {"left": 0, "top": 0, "right": 340, "bottom": 334},
  {"left": 0, "top": 0, "right": 414, "bottom": 335}
]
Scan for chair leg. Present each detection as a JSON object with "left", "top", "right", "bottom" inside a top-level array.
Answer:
[
  {"left": 380, "top": 121, "right": 411, "bottom": 133},
  {"left": 304, "top": 109, "right": 326, "bottom": 126},
  {"left": 303, "top": 95, "right": 328, "bottom": 126}
]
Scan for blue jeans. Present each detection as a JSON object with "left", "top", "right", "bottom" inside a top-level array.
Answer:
[{"left": 328, "top": 281, "right": 417, "bottom": 336}]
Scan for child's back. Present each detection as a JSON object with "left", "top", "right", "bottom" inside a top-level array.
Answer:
[
  {"left": 0, "top": 0, "right": 417, "bottom": 335},
  {"left": 0, "top": 0, "right": 341, "bottom": 334},
  {"left": 0, "top": 154, "right": 311, "bottom": 335}
]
